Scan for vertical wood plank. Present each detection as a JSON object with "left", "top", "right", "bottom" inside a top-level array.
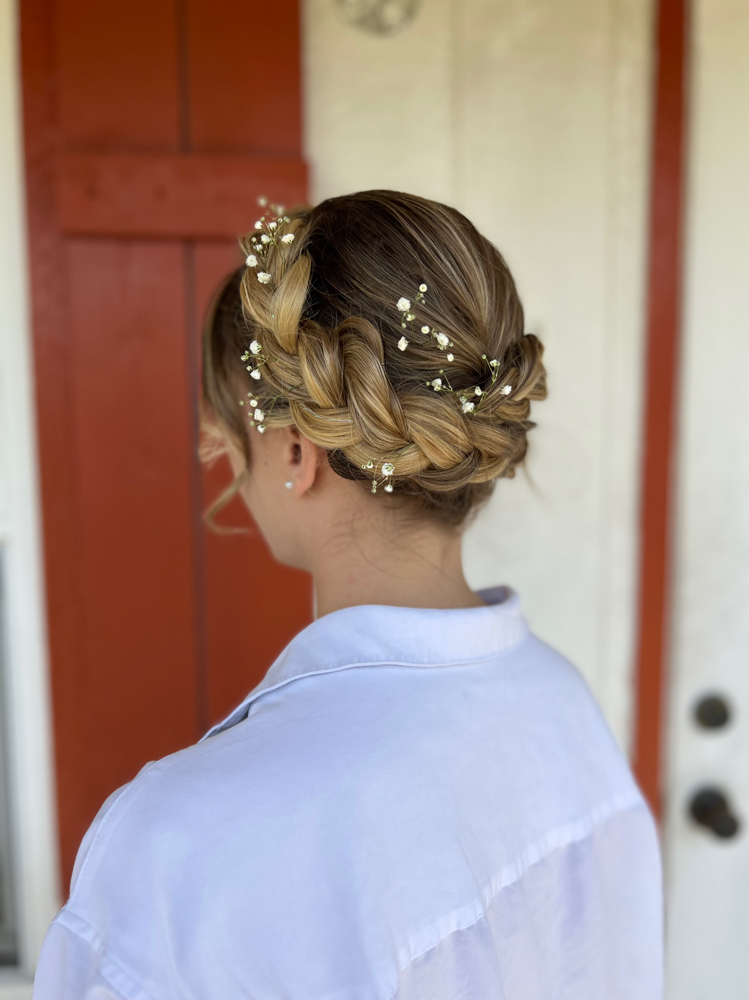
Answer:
[{"left": 65, "top": 238, "right": 200, "bottom": 844}]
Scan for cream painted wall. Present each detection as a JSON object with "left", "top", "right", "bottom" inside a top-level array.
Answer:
[
  {"left": 304, "top": 0, "right": 653, "bottom": 748},
  {"left": 0, "top": 0, "right": 59, "bottom": 985},
  {"left": 664, "top": 0, "right": 749, "bottom": 995}
]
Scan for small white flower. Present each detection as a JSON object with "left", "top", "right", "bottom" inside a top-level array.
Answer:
[
  {"left": 446, "top": 353, "right": 454, "bottom": 362},
  {"left": 257, "top": 424, "right": 266, "bottom": 433},
  {"left": 245, "top": 254, "right": 258, "bottom": 267},
  {"left": 366, "top": 460, "right": 374, "bottom": 469},
  {"left": 435, "top": 332, "right": 449, "bottom": 348},
  {"left": 396, "top": 297, "right": 411, "bottom": 312},
  {"left": 268, "top": 221, "right": 277, "bottom": 230},
  {"left": 500, "top": 384, "right": 512, "bottom": 395},
  {"left": 257, "top": 197, "right": 268, "bottom": 206},
  {"left": 254, "top": 408, "right": 265, "bottom": 422},
  {"left": 382, "top": 462, "right": 395, "bottom": 476},
  {"left": 240, "top": 351, "right": 249, "bottom": 362},
  {"left": 384, "top": 483, "right": 394, "bottom": 493},
  {"left": 257, "top": 272, "right": 272, "bottom": 284},
  {"left": 398, "top": 336, "right": 409, "bottom": 351},
  {"left": 462, "top": 400, "right": 475, "bottom": 413},
  {"left": 474, "top": 386, "right": 483, "bottom": 396},
  {"left": 254, "top": 221, "right": 262, "bottom": 229},
  {"left": 250, "top": 341, "right": 262, "bottom": 355},
  {"left": 250, "top": 369, "right": 261, "bottom": 379},
  {"left": 419, "top": 283, "right": 428, "bottom": 292},
  {"left": 431, "top": 378, "right": 443, "bottom": 391},
  {"left": 490, "top": 359, "right": 500, "bottom": 367},
  {"left": 421, "top": 325, "right": 430, "bottom": 334},
  {"left": 281, "top": 233, "right": 295, "bottom": 244},
  {"left": 405, "top": 313, "right": 415, "bottom": 322},
  {"left": 260, "top": 234, "right": 271, "bottom": 244},
  {"left": 249, "top": 398, "right": 258, "bottom": 407}
]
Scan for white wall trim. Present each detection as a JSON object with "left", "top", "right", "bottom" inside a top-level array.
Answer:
[
  {"left": 0, "top": 971, "right": 32, "bottom": 1000},
  {"left": 0, "top": 0, "right": 60, "bottom": 977}
]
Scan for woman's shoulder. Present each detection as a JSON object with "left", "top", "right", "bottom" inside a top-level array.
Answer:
[{"left": 66, "top": 725, "right": 276, "bottom": 908}]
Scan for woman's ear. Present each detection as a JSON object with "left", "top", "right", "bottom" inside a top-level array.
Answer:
[{"left": 287, "top": 426, "right": 326, "bottom": 497}]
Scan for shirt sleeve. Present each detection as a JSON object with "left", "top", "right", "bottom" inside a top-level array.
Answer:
[
  {"left": 33, "top": 916, "right": 129, "bottom": 1000},
  {"left": 34, "top": 779, "right": 146, "bottom": 1000}
]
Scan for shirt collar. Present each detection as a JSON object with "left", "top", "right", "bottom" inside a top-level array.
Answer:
[{"left": 201, "top": 586, "right": 528, "bottom": 741}]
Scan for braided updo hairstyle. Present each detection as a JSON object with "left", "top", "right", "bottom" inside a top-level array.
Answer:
[{"left": 202, "top": 190, "right": 546, "bottom": 527}]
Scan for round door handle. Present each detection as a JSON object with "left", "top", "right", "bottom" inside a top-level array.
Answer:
[
  {"left": 693, "top": 693, "right": 731, "bottom": 729},
  {"left": 689, "top": 787, "right": 741, "bottom": 839}
]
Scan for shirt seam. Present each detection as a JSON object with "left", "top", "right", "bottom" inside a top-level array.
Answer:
[
  {"left": 58, "top": 792, "right": 648, "bottom": 1000},
  {"left": 389, "top": 791, "right": 648, "bottom": 994},
  {"left": 67, "top": 761, "right": 159, "bottom": 909},
  {"left": 52, "top": 908, "right": 157, "bottom": 1000}
]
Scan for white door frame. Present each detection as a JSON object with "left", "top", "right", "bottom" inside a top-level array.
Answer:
[{"left": 0, "top": 0, "right": 60, "bottom": 987}]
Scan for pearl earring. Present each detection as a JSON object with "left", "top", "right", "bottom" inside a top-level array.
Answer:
[{"left": 284, "top": 481, "right": 293, "bottom": 490}]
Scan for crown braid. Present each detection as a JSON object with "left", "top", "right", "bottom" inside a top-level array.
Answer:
[{"left": 203, "top": 190, "right": 546, "bottom": 525}]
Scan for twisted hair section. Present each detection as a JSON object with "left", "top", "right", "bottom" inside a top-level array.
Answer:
[{"left": 202, "top": 190, "right": 547, "bottom": 526}]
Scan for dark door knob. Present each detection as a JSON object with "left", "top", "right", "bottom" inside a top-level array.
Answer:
[
  {"left": 689, "top": 787, "right": 740, "bottom": 839},
  {"left": 693, "top": 694, "right": 731, "bottom": 729}
]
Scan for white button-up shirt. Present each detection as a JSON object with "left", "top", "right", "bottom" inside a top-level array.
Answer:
[{"left": 34, "top": 588, "right": 663, "bottom": 999}]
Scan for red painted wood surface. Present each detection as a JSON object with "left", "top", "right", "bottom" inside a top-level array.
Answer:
[
  {"left": 57, "top": 152, "right": 307, "bottom": 238},
  {"left": 633, "top": 0, "right": 688, "bottom": 817},
  {"left": 21, "top": 0, "right": 311, "bottom": 888}
]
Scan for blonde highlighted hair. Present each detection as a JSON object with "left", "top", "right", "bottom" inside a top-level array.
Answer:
[{"left": 202, "top": 190, "right": 546, "bottom": 526}]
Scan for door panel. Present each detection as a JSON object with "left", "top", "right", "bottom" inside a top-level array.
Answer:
[
  {"left": 665, "top": 0, "right": 749, "bottom": 994},
  {"left": 21, "top": 0, "right": 310, "bottom": 887}
]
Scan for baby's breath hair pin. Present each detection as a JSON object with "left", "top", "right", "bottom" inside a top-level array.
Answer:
[
  {"left": 237, "top": 387, "right": 287, "bottom": 434},
  {"left": 453, "top": 355, "right": 512, "bottom": 416},
  {"left": 236, "top": 395, "right": 267, "bottom": 432},
  {"left": 244, "top": 197, "right": 295, "bottom": 287},
  {"left": 239, "top": 197, "right": 297, "bottom": 407},
  {"left": 357, "top": 282, "right": 515, "bottom": 496},
  {"left": 361, "top": 459, "right": 395, "bottom": 494},
  {"left": 240, "top": 340, "right": 265, "bottom": 385},
  {"left": 396, "top": 283, "right": 454, "bottom": 355},
  {"left": 426, "top": 354, "right": 512, "bottom": 416},
  {"left": 394, "top": 284, "right": 513, "bottom": 419}
]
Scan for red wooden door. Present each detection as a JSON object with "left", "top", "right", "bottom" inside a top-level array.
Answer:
[{"left": 21, "top": 0, "right": 312, "bottom": 888}]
